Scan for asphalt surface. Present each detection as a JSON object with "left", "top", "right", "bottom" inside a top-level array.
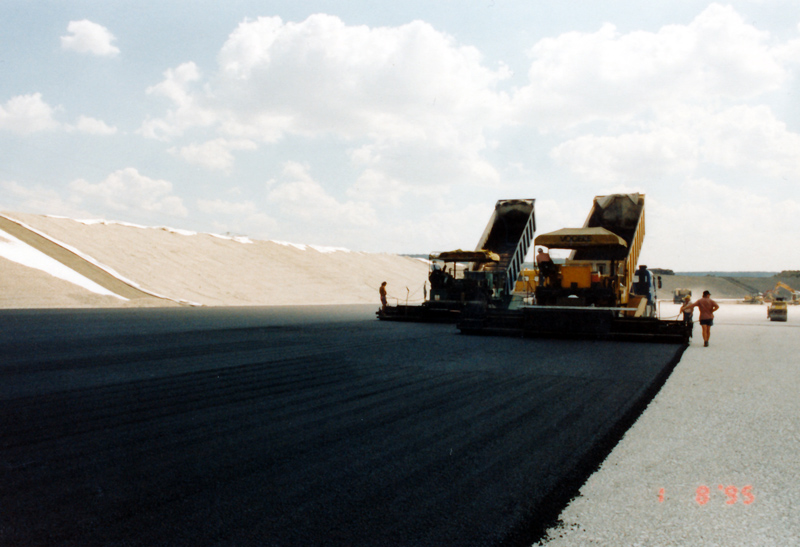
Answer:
[{"left": 0, "top": 305, "right": 685, "bottom": 546}]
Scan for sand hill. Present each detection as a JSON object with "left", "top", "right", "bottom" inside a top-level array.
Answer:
[{"left": 0, "top": 212, "right": 429, "bottom": 309}]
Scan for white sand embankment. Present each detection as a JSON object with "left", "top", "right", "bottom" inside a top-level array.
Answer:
[{"left": 1, "top": 212, "right": 429, "bottom": 309}]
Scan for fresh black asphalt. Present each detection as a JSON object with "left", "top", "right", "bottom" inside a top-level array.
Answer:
[{"left": 0, "top": 305, "right": 685, "bottom": 546}]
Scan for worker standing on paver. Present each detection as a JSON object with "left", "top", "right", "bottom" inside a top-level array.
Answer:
[
  {"left": 536, "top": 247, "right": 557, "bottom": 286},
  {"left": 687, "top": 290, "right": 719, "bottom": 347},
  {"left": 536, "top": 247, "right": 552, "bottom": 265}
]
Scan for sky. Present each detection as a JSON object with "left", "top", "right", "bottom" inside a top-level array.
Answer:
[{"left": 1, "top": 1, "right": 799, "bottom": 271}]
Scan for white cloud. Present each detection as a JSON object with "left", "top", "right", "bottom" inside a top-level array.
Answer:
[
  {"left": 60, "top": 20, "right": 120, "bottom": 57},
  {"left": 169, "top": 138, "right": 257, "bottom": 170},
  {"left": 348, "top": 136, "right": 501, "bottom": 192},
  {"left": 531, "top": 5, "right": 800, "bottom": 191},
  {"left": 698, "top": 105, "right": 800, "bottom": 178},
  {"left": 1, "top": 180, "right": 87, "bottom": 217},
  {"left": 68, "top": 115, "right": 118, "bottom": 135},
  {"left": 772, "top": 28, "right": 800, "bottom": 67},
  {"left": 198, "top": 199, "right": 277, "bottom": 237},
  {"left": 380, "top": 201, "right": 499, "bottom": 255},
  {"left": 0, "top": 93, "right": 60, "bottom": 134},
  {"left": 197, "top": 198, "right": 258, "bottom": 216},
  {"left": 643, "top": 179, "right": 800, "bottom": 270},
  {"left": 140, "top": 62, "right": 216, "bottom": 140},
  {"left": 1, "top": 97, "right": 118, "bottom": 137},
  {"left": 69, "top": 168, "right": 187, "bottom": 218},
  {"left": 122, "top": 6, "right": 799, "bottom": 263},
  {"left": 346, "top": 169, "right": 410, "bottom": 208},
  {"left": 512, "top": 3, "right": 786, "bottom": 129},
  {"left": 146, "top": 62, "right": 201, "bottom": 104},
  {"left": 551, "top": 128, "right": 696, "bottom": 183},
  {"left": 140, "top": 14, "right": 510, "bottom": 191},
  {"left": 550, "top": 104, "right": 800, "bottom": 182},
  {"left": 267, "top": 161, "right": 376, "bottom": 228},
  {"left": 215, "top": 15, "right": 510, "bottom": 140}
]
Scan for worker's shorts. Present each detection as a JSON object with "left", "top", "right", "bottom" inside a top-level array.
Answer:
[{"left": 699, "top": 319, "right": 713, "bottom": 326}]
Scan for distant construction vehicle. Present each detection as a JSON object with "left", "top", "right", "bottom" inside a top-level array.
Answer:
[
  {"left": 378, "top": 199, "right": 535, "bottom": 321},
  {"left": 673, "top": 288, "right": 692, "bottom": 304},
  {"left": 743, "top": 293, "right": 764, "bottom": 304},
  {"left": 768, "top": 299, "right": 788, "bottom": 321},
  {"left": 458, "top": 193, "right": 690, "bottom": 343},
  {"left": 763, "top": 281, "right": 800, "bottom": 305}
]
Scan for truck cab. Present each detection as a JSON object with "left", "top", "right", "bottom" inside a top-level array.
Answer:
[{"left": 630, "top": 265, "right": 662, "bottom": 318}]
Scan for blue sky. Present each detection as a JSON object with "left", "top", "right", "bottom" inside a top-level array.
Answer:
[{"left": 1, "top": 1, "right": 799, "bottom": 270}]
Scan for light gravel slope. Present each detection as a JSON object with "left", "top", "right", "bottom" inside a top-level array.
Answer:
[{"left": 536, "top": 303, "right": 800, "bottom": 546}]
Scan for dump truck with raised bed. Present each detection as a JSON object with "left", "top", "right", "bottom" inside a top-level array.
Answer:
[
  {"left": 458, "top": 193, "right": 691, "bottom": 343},
  {"left": 377, "top": 199, "right": 535, "bottom": 322}
]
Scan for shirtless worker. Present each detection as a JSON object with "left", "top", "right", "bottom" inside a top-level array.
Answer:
[
  {"left": 535, "top": 247, "right": 552, "bottom": 265},
  {"left": 686, "top": 290, "right": 719, "bottom": 347},
  {"left": 379, "top": 281, "right": 388, "bottom": 312},
  {"left": 536, "top": 247, "right": 556, "bottom": 286}
]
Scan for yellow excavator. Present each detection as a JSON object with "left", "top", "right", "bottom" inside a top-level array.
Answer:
[{"left": 763, "top": 281, "right": 799, "bottom": 305}]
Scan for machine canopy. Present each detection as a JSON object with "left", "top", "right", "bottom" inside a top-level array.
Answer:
[
  {"left": 429, "top": 249, "right": 501, "bottom": 263},
  {"left": 534, "top": 227, "right": 628, "bottom": 249}
]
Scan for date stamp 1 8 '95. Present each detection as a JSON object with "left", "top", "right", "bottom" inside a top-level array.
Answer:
[{"left": 658, "top": 485, "right": 755, "bottom": 505}]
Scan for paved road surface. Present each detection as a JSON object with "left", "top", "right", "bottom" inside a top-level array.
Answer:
[{"left": 0, "top": 305, "right": 685, "bottom": 546}]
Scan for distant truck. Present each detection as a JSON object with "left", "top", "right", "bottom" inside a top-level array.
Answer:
[{"left": 673, "top": 288, "right": 692, "bottom": 304}]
